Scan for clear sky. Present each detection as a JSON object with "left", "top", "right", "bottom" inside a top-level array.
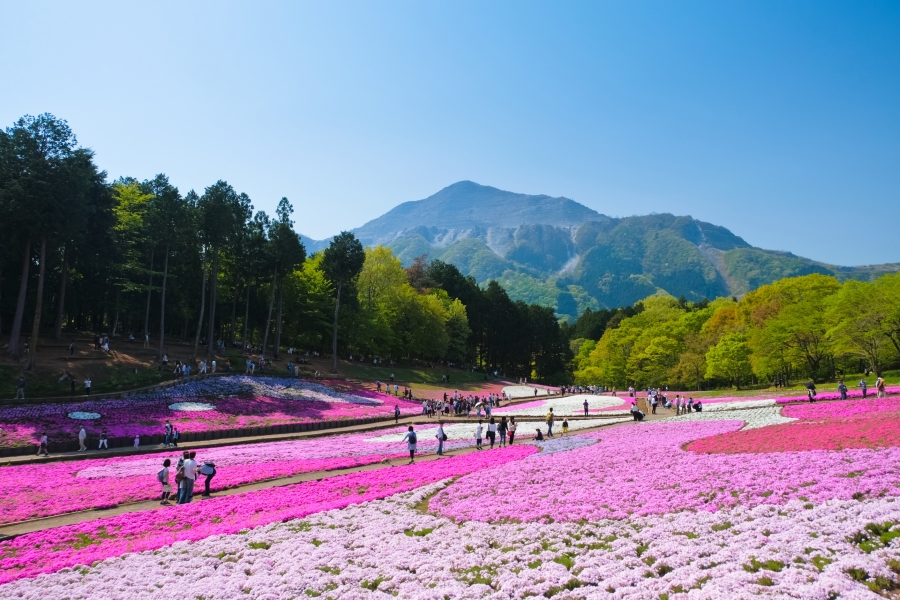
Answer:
[{"left": 1, "top": 1, "right": 898, "bottom": 265}]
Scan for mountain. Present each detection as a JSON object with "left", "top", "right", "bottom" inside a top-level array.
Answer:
[{"left": 302, "top": 181, "right": 900, "bottom": 321}]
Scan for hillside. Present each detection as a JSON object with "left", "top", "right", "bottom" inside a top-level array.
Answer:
[{"left": 302, "top": 182, "right": 900, "bottom": 320}]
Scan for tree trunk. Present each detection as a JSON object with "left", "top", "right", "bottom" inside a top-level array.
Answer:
[
  {"left": 111, "top": 291, "right": 120, "bottom": 337},
  {"left": 331, "top": 278, "right": 342, "bottom": 373},
  {"left": 157, "top": 244, "right": 169, "bottom": 360},
  {"left": 274, "top": 279, "right": 284, "bottom": 360},
  {"left": 261, "top": 267, "right": 277, "bottom": 358},
  {"left": 191, "top": 261, "right": 208, "bottom": 363},
  {"left": 206, "top": 249, "right": 219, "bottom": 358},
  {"left": 242, "top": 283, "right": 251, "bottom": 351},
  {"left": 26, "top": 237, "right": 48, "bottom": 370},
  {"left": 228, "top": 280, "right": 239, "bottom": 345},
  {"left": 54, "top": 248, "right": 68, "bottom": 340},
  {"left": 144, "top": 248, "right": 154, "bottom": 336},
  {"left": 8, "top": 238, "right": 32, "bottom": 357}
]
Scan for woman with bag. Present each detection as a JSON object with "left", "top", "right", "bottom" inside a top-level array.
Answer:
[{"left": 508, "top": 417, "right": 517, "bottom": 445}]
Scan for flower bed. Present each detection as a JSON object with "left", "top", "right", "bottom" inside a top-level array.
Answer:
[
  {"left": 428, "top": 421, "right": 900, "bottom": 523},
  {"left": 689, "top": 397, "right": 900, "bottom": 454},
  {"left": 0, "top": 377, "right": 419, "bottom": 448},
  {"left": 3, "top": 479, "right": 900, "bottom": 598},
  {"left": 0, "top": 446, "right": 537, "bottom": 584}
]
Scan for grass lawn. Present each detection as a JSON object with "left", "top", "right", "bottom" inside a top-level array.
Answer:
[{"left": 336, "top": 362, "right": 488, "bottom": 385}]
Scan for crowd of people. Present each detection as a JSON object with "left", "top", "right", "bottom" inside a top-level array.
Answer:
[
  {"left": 417, "top": 391, "right": 510, "bottom": 418},
  {"left": 157, "top": 450, "right": 216, "bottom": 505}
]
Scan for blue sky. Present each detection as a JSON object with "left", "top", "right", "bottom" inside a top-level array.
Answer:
[{"left": 1, "top": 1, "right": 898, "bottom": 265}]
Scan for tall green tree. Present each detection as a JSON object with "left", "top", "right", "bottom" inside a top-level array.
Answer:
[{"left": 321, "top": 232, "right": 365, "bottom": 372}]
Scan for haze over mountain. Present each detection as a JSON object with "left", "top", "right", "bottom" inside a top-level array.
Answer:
[{"left": 302, "top": 181, "right": 900, "bottom": 321}]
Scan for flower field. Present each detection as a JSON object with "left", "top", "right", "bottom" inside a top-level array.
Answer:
[
  {"left": 3, "top": 394, "right": 900, "bottom": 597},
  {"left": 0, "top": 377, "right": 417, "bottom": 447}
]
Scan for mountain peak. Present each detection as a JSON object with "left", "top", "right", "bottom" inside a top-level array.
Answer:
[{"left": 352, "top": 181, "right": 605, "bottom": 246}]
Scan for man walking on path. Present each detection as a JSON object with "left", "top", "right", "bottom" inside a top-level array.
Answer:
[
  {"left": 78, "top": 427, "right": 87, "bottom": 451},
  {"left": 84, "top": 376, "right": 92, "bottom": 395},
  {"left": 583, "top": 399, "right": 589, "bottom": 416},
  {"left": 394, "top": 404, "right": 400, "bottom": 424},
  {"left": 546, "top": 408, "right": 555, "bottom": 438},
  {"left": 37, "top": 432, "right": 49, "bottom": 456},
  {"left": 15, "top": 376, "right": 25, "bottom": 400},
  {"left": 165, "top": 421, "right": 173, "bottom": 447},
  {"left": 859, "top": 379, "right": 868, "bottom": 398},
  {"left": 68, "top": 340, "right": 76, "bottom": 356},
  {"left": 838, "top": 380, "right": 848, "bottom": 401},
  {"left": 436, "top": 421, "right": 446, "bottom": 456},
  {"left": 98, "top": 429, "right": 108, "bottom": 449}
]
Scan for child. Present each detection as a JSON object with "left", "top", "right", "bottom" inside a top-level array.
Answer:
[
  {"left": 475, "top": 420, "right": 483, "bottom": 450},
  {"left": 562, "top": 419, "right": 569, "bottom": 436},
  {"left": 158, "top": 458, "right": 172, "bottom": 505},
  {"left": 134, "top": 434, "right": 140, "bottom": 448}
]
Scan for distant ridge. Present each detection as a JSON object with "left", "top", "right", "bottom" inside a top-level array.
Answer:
[{"left": 301, "top": 181, "right": 900, "bottom": 321}]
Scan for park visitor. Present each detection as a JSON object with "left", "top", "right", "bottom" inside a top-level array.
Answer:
[
  {"left": 859, "top": 378, "right": 868, "bottom": 398},
  {"left": 178, "top": 451, "right": 198, "bottom": 504},
  {"left": 394, "top": 404, "right": 400, "bottom": 424},
  {"left": 475, "top": 420, "right": 483, "bottom": 450},
  {"left": 37, "top": 432, "right": 49, "bottom": 456},
  {"left": 545, "top": 408, "right": 555, "bottom": 437},
  {"left": 78, "top": 427, "right": 87, "bottom": 451},
  {"left": 498, "top": 416, "right": 508, "bottom": 448},
  {"left": 15, "top": 376, "right": 25, "bottom": 399},
  {"left": 535, "top": 428, "right": 544, "bottom": 441},
  {"left": 583, "top": 399, "right": 589, "bottom": 416},
  {"left": 98, "top": 429, "right": 108, "bottom": 449},
  {"left": 158, "top": 459, "right": 172, "bottom": 505},
  {"left": 487, "top": 417, "right": 497, "bottom": 449},
  {"left": 508, "top": 417, "right": 516, "bottom": 445},
  {"left": 838, "top": 379, "right": 848, "bottom": 400},
  {"left": 134, "top": 434, "right": 140, "bottom": 448},
  {"left": 164, "top": 421, "right": 173, "bottom": 446},
  {"left": 200, "top": 461, "right": 217, "bottom": 497},
  {"left": 84, "top": 376, "right": 92, "bottom": 395},
  {"left": 876, "top": 376, "right": 887, "bottom": 398},
  {"left": 562, "top": 419, "right": 569, "bottom": 436},
  {"left": 401, "top": 426, "right": 417, "bottom": 464},
  {"left": 436, "top": 421, "right": 446, "bottom": 455}
]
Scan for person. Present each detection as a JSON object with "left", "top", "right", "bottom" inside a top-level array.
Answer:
[
  {"left": 394, "top": 404, "right": 400, "bottom": 424},
  {"left": 508, "top": 417, "right": 517, "bottom": 446},
  {"left": 436, "top": 421, "right": 446, "bottom": 456},
  {"left": 98, "top": 428, "right": 108, "bottom": 449},
  {"left": 693, "top": 399, "right": 703, "bottom": 412},
  {"left": 211, "top": 360, "right": 217, "bottom": 374},
  {"left": 807, "top": 383, "right": 817, "bottom": 403},
  {"left": 401, "top": 426, "right": 417, "bottom": 464},
  {"left": 474, "top": 420, "right": 483, "bottom": 450},
  {"left": 158, "top": 458, "right": 172, "bottom": 505},
  {"left": 172, "top": 426, "right": 180, "bottom": 448},
  {"left": 650, "top": 394, "right": 658, "bottom": 415},
  {"left": 78, "top": 427, "right": 88, "bottom": 451},
  {"left": 143, "top": 333, "right": 149, "bottom": 348},
  {"left": 876, "top": 376, "right": 887, "bottom": 398},
  {"left": 545, "top": 408, "right": 555, "bottom": 438},
  {"left": 487, "top": 417, "right": 497, "bottom": 449},
  {"left": 69, "top": 374, "right": 76, "bottom": 396},
  {"left": 162, "top": 353, "right": 169, "bottom": 366},
  {"left": 199, "top": 360, "right": 207, "bottom": 375},
  {"left": 178, "top": 451, "right": 198, "bottom": 503},
  {"left": 68, "top": 340, "right": 76, "bottom": 356},
  {"left": 562, "top": 419, "right": 569, "bottom": 436},
  {"left": 675, "top": 395, "right": 682, "bottom": 415},
  {"left": 535, "top": 428, "right": 544, "bottom": 441},
  {"left": 84, "top": 376, "right": 92, "bottom": 395},
  {"left": 498, "top": 416, "right": 508, "bottom": 448},
  {"left": 583, "top": 399, "right": 589, "bottom": 416},
  {"left": 37, "top": 432, "right": 49, "bottom": 456},
  {"left": 200, "top": 460, "right": 216, "bottom": 497},
  {"left": 630, "top": 401, "right": 640, "bottom": 421},
  {"left": 15, "top": 376, "right": 25, "bottom": 400},
  {"left": 859, "top": 378, "right": 868, "bottom": 398},
  {"left": 838, "top": 379, "right": 848, "bottom": 401},
  {"left": 164, "top": 421, "right": 173, "bottom": 447},
  {"left": 134, "top": 434, "right": 140, "bottom": 448}
]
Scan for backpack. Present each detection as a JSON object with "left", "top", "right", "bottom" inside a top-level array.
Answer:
[
  {"left": 175, "top": 466, "right": 185, "bottom": 485},
  {"left": 157, "top": 469, "right": 166, "bottom": 484},
  {"left": 408, "top": 431, "right": 417, "bottom": 444}
]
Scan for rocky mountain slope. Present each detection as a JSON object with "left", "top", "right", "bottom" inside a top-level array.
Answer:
[{"left": 302, "top": 181, "right": 900, "bottom": 321}]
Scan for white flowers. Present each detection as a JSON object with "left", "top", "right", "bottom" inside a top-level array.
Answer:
[
  {"left": 661, "top": 405, "right": 795, "bottom": 430},
  {"left": 167, "top": 402, "right": 216, "bottom": 412},
  {"left": 66, "top": 412, "right": 101, "bottom": 420}
]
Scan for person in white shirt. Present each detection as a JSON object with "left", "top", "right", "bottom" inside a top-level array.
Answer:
[
  {"left": 211, "top": 360, "right": 216, "bottom": 374},
  {"left": 37, "top": 432, "right": 49, "bottom": 456},
  {"left": 178, "top": 451, "right": 199, "bottom": 504},
  {"left": 475, "top": 421, "right": 483, "bottom": 450},
  {"left": 199, "top": 360, "right": 207, "bottom": 375},
  {"left": 78, "top": 427, "right": 87, "bottom": 451}
]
